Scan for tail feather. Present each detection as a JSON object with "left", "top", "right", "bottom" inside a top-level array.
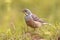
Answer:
[{"left": 43, "top": 23, "right": 52, "bottom": 26}]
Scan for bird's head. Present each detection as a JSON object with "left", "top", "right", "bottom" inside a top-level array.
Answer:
[{"left": 23, "top": 8, "right": 32, "bottom": 15}]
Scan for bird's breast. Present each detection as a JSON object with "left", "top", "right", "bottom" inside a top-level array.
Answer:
[
  {"left": 25, "top": 16, "right": 34, "bottom": 26},
  {"left": 26, "top": 20, "right": 36, "bottom": 28}
]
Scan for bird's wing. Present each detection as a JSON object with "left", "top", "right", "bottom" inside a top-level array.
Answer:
[{"left": 31, "top": 14, "right": 46, "bottom": 23}]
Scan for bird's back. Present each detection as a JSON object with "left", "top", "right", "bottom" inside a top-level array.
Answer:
[{"left": 31, "top": 14, "right": 45, "bottom": 23}]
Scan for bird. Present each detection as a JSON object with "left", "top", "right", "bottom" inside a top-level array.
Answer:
[{"left": 23, "top": 8, "right": 51, "bottom": 30}]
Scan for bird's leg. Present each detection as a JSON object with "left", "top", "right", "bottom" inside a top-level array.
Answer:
[
  {"left": 32, "top": 28, "right": 36, "bottom": 33},
  {"left": 26, "top": 25, "right": 29, "bottom": 32},
  {"left": 26, "top": 25, "right": 31, "bottom": 32}
]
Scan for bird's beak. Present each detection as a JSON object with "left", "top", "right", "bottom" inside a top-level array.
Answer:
[
  {"left": 24, "top": 13, "right": 28, "bottom": 15},
  {"left": 22, "top": 10, "right": 28, "bottom": 15}
]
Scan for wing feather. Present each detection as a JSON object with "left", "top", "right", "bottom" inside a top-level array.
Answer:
[{"left": 31, "top": 14, "right": 45, "bottom": 23}]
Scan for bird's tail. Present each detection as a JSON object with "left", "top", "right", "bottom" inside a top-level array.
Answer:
[{"left": 43, "top": 23, "right": 52, "bottom": 26}]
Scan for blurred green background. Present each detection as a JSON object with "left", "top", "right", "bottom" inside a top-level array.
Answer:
[{"left": 0, "top": 0, "right": 60, "bottom": 40}]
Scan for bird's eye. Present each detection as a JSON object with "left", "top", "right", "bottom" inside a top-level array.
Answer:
[{"left": 24, "top": 10, "right": 27, "bottom": 12}]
